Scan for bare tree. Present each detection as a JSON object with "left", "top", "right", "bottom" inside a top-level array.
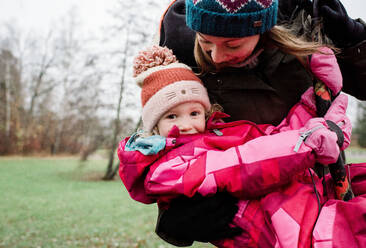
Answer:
[
  {"left": 0, "top": 49, "right": 22, "bottom": 154},
  {"left": 102, "top": 0, "right": 171, "bottom": 180},
  {"left": 49, "top": 8, "right": 107, "bottom": 155},
  {"left": 0, "top": 9, "right": 109, "bottom": 155}
]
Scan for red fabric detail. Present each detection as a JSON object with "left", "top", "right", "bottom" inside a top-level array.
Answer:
[
  {"left": 242, "top": 200, "right": 266, "bottom": 247},
  {"left": 183, "top": 153, "right": 207, "bottom": 197},
  {"left": 214, "top": 165, "right": 244, "bottom": 198},
  {"left": 261, "top": 158, "right": 280, "bottom": 187},
  {"left": 348, "top": 163, "right": 366, "bottom": 196},
  {"left": 331, "top": 195, "right": 366, "bottom": 246},
  {"left": 282, "top": 179, "right": 321, "bottom": 248}
]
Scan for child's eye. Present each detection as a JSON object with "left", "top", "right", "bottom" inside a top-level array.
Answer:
[
  {"left": 191, "top": 111, "right": 201, "bottom": 117},
  {"left": 166, "top": 114, "right": 177, "bottom": 119}
]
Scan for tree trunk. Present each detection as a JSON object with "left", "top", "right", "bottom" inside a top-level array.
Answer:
[{"left": 103, "top": 27, "right": 130, "bottom": 180}]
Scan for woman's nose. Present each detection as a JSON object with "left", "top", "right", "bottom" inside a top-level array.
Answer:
[{"left": 210, "top": 47, "right": 228, "bottom": 64}]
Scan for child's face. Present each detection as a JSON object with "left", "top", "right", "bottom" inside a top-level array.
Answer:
[{"left": 157, "top": 102, "right": 206, "bottom": 137}]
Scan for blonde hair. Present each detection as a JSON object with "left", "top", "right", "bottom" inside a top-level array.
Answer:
[
  {"left": 287, "top": 9, "right": 335, "bottom": 46},
  {"left": 194, "top": 24, "right": 337, "bottom": 75}
]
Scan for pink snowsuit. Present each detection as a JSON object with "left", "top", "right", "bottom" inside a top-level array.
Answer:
[
  {"left": 118, "top": 48, "right": 366, "bottom": 247},
  {"left": 118, "top": 104, "right": 366, "bottom": 247}
]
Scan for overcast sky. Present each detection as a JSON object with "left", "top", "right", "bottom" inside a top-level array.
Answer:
[
  {"left": 0, "top": 0, "right": 365, "bottom": 35},
  {"left": 0, "top": 0, "right": 117, "bottom": 35}
]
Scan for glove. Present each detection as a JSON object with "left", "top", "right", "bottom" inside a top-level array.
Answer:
[
  {"left": 323, "top": 93, "right": 351, "bottom": 150},
  {"left": 309, "top": 47, "right": 342, "bottom": 96},
  {"left": 125, "top": 133, "right": 166, "bottom": 155},
  {"left": 318, "top": 0, "right": 366, "bottom": 47},
  {"left": 300, "top": 94, "right": 350, "bottom": 164},
  {"left": 156, "top": 192, "right": 242, "bottom": 245},
  {"left": 301, "top": 90, "right": 351, "bottom": 150},
  {"left": 300, "top": 117, "right": 339, "bottom": 165}
]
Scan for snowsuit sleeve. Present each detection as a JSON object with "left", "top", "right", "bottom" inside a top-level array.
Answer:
[
  {"left": 118, "top": 136, "right": 177, "bottom": 204},
  {"left": 145, "top": 129, "right": 317, "bottom": 201}
]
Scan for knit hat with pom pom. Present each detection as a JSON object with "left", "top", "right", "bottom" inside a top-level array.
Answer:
[{"left": 133, "top": 45, "right": 211, "bottom": 133}]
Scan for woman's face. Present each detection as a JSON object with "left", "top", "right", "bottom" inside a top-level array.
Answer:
[{"left": 197, "top": 33, "right": 260, "bottom": 68}]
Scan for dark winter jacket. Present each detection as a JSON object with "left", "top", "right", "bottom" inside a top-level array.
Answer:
[
  {"left": 201, "top": 48, "right": 313, "bottom": 125},
  {"left": 159, "top": 0, "right": 366, "bottom": 102}
]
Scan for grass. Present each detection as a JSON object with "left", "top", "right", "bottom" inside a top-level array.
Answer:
[
  {"left": 0, "top": 157, "right": 211, "bottom": 248},
  {"left": 1, "top": 147, "right": 365, "bottom": 248}
]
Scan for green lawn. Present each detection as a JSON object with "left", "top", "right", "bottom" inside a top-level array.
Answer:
[
  {"left": 1, "top": 148, "right": 365, "bottom": 248},
  {"left": 0, "top": 157, "right": 211, "bottom": 248}
]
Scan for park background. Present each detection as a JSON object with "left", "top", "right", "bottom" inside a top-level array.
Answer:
[{"left": 1, "top": 0, "right": 366, "bottom": 247}]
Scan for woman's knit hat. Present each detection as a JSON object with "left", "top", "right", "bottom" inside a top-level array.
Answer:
[
  {"left": 133, "top": 45, "right": 211, "bottom": 133},
  {"left": 185, "top": 0, "right": 278, "bottom": 37}
]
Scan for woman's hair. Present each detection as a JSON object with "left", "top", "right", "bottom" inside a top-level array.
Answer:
[
  {"left": 194, "top": 23, "right": 336, "bottom": 75},
  {"left": 288, "top": 9, "right": 334, "bottom": 46}
]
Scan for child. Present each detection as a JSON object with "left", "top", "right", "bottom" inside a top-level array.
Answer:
[{"left": 118, "top": 46, "right": 365, "bottom": 247}]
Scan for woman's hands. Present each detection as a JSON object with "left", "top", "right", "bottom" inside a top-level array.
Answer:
[
  {"left": 317, "top": 0, "right": 366, "bottom": 47},
  {"left": 156, "top": 192, "right": 242, "bottom": 246}
]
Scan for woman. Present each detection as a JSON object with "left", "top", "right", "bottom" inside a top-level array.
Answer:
[{"left": 155, "top": 0, "right": 366, "bottom": 246}]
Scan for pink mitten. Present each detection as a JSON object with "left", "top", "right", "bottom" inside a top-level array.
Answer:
[
  {"left": 323, "top": 94, "right": 351, "bottom": 150},
  {"left": 298, "top": 118, "right": 340, "bottom": 165},
  {"left": 309, "top": 47, "right": 342, "bottom": 96}
]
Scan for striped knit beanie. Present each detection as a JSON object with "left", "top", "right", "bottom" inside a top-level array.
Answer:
[
  {"left": 133, "top": 45, "right": 211, "bottom": 133},
  {"left": 186, "top": 0, "right": 278, "bottom": 37}
]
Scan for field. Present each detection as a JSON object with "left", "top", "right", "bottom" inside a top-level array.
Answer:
[
  {"left": 1, "top": 148, "right": 365, "bottom": 248},
  {"left": 0, "top": 156, "right": 211, "bottom": 248}
]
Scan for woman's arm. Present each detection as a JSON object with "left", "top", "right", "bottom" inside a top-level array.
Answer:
[{"left": 338, "top": 42, "right": 366, "bottom": 100}]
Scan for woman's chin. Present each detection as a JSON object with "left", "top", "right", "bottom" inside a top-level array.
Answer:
[{"left": 228, "top": 62, "right": 247, "bottom": 68}]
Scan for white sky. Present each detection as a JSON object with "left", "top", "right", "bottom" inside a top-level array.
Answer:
[
  {"left": 0, "top": 0, "right": 117, "bottom": 35},
  {"left": 0, "top": 0, "right": 365, "bottom": 34}
]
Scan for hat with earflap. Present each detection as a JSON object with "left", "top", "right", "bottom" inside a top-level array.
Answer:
[
  {"left": 133, "top": 45, "right": 211, "bottom": 134},
  {"left": 186, "top": 0, "right": 278, "bottom": 37}
]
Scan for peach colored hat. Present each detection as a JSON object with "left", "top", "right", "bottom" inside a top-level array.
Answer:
[{"left": 133, "top": 45, "right": 211, "bottom": 133}]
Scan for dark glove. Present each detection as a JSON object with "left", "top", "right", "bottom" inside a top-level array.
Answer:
[
  {"left": 156, "top": 192, "right": 242, "bottom": 246},
  {"left": 317, "top": 0, "right": 366, "bottom": 47}
]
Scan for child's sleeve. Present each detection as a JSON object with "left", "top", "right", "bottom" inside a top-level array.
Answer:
[
  {"left": 145, "top": 129, "right": 318, "bottom": 200},
  {"left": 118, "top": 135, "right": 176, "bottom": 204}
]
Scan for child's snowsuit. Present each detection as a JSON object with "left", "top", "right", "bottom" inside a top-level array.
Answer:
[{"left": 119, "top": 98, "right": 366, "bottom": 247}]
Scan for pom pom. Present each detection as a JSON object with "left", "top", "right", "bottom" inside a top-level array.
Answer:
[{"left": 133, "top": 45, "right": 177, "bottom": 77}]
